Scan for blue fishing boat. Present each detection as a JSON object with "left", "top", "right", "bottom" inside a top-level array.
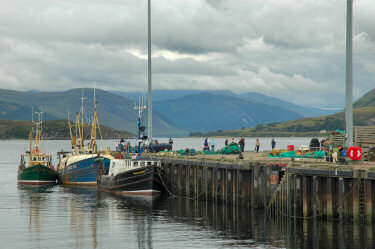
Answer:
[{"left": 57, "top": 89, "right": 114, "bottom": 185}]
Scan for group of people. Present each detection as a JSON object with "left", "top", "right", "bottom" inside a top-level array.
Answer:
[
  {"left": 203, "top": 137, "right": 215, "bottom": 151},
  {"left": 203, "top": 137, "right": 277, "bottom": 153}
]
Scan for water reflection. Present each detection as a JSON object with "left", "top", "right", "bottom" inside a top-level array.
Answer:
[
  {"left": 18, "top": 185, "right": 57, "bottom": 249},
  {"left": 17, "top": 185, "right": 374, "bottom": 249},
  {"left": 160, "top": 197, "right": 375, "bottom": 248}
]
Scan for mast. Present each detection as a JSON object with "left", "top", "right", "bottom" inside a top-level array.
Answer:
[
  {"left": 89, "top": 88, "right": 98, "bottom": 153},
  {"left": 147, "top": 0, "right": 152, "bottom": 141},
  {"left": 135, "top": 97, "right": 147, "bottom": 156},
  {"left": 345, "top": 0, "right": 353, "bottom": 147}
]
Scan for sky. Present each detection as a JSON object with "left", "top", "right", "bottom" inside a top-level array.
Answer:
[{"left": 0, "top": 0, "right": 374, "bottom": 108}]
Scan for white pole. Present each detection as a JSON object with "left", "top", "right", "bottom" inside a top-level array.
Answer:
[
  {"left": 345, "top": 0, "right": 353, "bottom": 147},
  {"left": 147, "top": 0, "right": 152, "bottom": 141}
]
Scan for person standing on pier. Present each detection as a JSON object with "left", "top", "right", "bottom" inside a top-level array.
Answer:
[
  {"left": 255, "top": 139, "right": 260, "bottom": 153},
  {"left": 271, "top": 138, "right": 276, "bottom": 149},
  {"left": 238, "top": 138, "right": 245, "bottom": 152},
  {"left": 225, "top": 138, "right": 228, "bottom": 146},
  {"left": 211, "top": 139, "right": 215, "bottom": 151},
  {"left": 169, "top": 137, "right": 173, "bottom": 144},
  {"left": 204, "top": 137, "right": 209, "bottom": 151}
]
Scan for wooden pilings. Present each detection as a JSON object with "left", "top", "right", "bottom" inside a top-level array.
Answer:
[{"left": 156, "top": 157, "right": 375, "bottom": 222}]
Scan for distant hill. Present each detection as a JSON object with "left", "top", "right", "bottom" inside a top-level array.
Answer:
[
  {"left": 153, "top": 93, "right": 302, "bottom": 132},
  {"left": 237, "top": 92, "right": 339, "bottom": 117},
  {"left": 112, "top": 89, "right": 235, "bottom": 102},
  {"left": 354, "top": 88, "right": 375, "bottom": 108},
  {"left": 0, "top": 119, "right": 135, "bottom": 139},
  {"left": 191, "top": 87, "right": 375, "bottom": 137},
  {"left": 0, "top": 88, "right": 188, "bottom": 137},
  {"left": 192, "top": 107, "right": 375, "bottom": 137},
  {"left": 113, "top": 89, "right": 338, "bottom": 118}
]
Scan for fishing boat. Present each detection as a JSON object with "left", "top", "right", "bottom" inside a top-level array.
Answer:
[
  {"left": 97, "top": 100, "right": 165, "bottom": 196},
  {"left": 18, "top": 112, "right": 57, "bottom": 185},
  {"left": 57, "top": 89, "right": 114, "bottom": 185}
]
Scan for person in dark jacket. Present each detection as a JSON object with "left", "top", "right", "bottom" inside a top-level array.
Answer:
[
  {"left": 271, "top": 138, "right": 276, "bottom": 149},
  {"left": 169, "top": 137, "right": 173, "bottom": 144},
  {"left": 238, "top": 138, "right": 245, "bottom": 152},
  {"left": 225, "top": 138, "right": 229, "bottom": 146},
  {"left": 204, "top": 137, "right": 209, "bottom": 151}
]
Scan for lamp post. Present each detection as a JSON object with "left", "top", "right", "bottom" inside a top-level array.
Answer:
[{"left": 345, "top": 0, "right": 353, "bottom": 147}]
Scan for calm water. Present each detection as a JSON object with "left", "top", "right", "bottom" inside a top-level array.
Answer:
[{"left": 0, "top": 138, "right": 373, "bottom": 249}]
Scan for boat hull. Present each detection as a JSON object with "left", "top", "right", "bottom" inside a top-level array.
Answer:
[
  {"left": 98, "top": 165, "right": 164, "bottom": 196},
  {"left": 17, "top": 164, "right": 57, "bottom": 185},
  {"left": 58, "top": 155, "right": 111, "bottom": 185}
]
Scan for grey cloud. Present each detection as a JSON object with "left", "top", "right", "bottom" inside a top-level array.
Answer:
[{"left": 0, "top": 0, "right": 374, "bottom": 108}]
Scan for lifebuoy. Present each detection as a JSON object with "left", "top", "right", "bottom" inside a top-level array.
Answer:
[
  {"left": 33, "top": 148, "right": 40, "bottom": 153},
  {"left": 348, "top": 147, "right": 362, "bottom": 160}
]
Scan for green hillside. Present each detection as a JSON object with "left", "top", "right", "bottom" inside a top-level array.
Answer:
[
  {"left": 0, "top": 88, "right": 187, "bottom": 137},
  {"left": 0, "top": 119, "right": 134, "bottom": 139},
  {"left": 354, "top": 88, "right": 375, "bottom": 108},
  {"left": 191, "top": 107, "right": 375, "bottom": 137}
]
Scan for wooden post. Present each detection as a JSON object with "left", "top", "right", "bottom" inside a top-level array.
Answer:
[
  {"left": 263, "top": 166, "right": 267, "bottom": 209},
  {"left": 294, "top": 175, "right": 297, "bottom": 218},
  {"left": 253, "top": 164, "right": 255, "bottom": 207},
  {"left": 303, "top": 176, "right": 308, "bottom": 217},
  {"left": 186, "top": 165, "right": 190, "bottom": 197},
  {"left": 288, "top": 174, "right": 293, "bottom": 217},
  {"left": 253, "top": 164, "right": 259, "bottom": 208},
  {"left": 365, "top": 179, "right": 372, "bottom": 223},
  {"left": 313, "top": 176, "right": 317, "bottom": 218},
  {"left": 339, "top": 178, "right": 344, "bottom": 220},
  {"left": 205, "top": 166, "right": 208, "bottom": 201},
  {"left": 212, "top": 168, "right": 216, "bottom": 201},
  {"left": 353, "top": 178, "right": 360, "bottom": 221},
  {"left": 177, "top": 165, "right": 182, "bottom": 196},
  {"left": 326, "top": 177, "right": 333, "bottom": 219}
]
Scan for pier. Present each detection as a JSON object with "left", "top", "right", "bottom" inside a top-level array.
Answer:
[{"left": 140, "top": 152, "right": 375, "bottom": 222}]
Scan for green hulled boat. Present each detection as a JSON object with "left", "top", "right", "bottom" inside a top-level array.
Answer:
[{"left": 17, "top": 113, "right": 57, "bottom": 185}]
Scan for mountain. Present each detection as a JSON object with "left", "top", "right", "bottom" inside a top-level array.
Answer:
[
  {"left": 238, "top": 92, "right": 339, "bottom": 117},
  {"left": 153, "top": 93, "right": 302, "bottom": 132},
  {"left": 0, "top": 119, "right": 134, "bottom": 139},
  {"left": 354, "top": 88, "right": 375, "bottom": 108},
  {"left": 193, "top": 88, "right": 375, "bottom": 137},
  {"left": 112, "top": 89, "right": 235, "bottom": 101},
  {"left": 113, "top": 89, "right": 337, "bottom": 118},
  {"left": 0, "top": 88, "right": 188, "bottom": 137}
]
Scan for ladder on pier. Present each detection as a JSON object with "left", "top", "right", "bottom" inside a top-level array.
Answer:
[{"left": 358, "top": 178, "right": 366, "bottom": 221}]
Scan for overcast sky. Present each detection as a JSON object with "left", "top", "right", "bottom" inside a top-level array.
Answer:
[{"left": 0, "top": 0, "right": 374, "bottom": 108}]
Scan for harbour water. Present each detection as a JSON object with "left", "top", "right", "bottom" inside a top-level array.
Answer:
[{"left": 0, "top": 138, "right": 373, "bottom": 249}]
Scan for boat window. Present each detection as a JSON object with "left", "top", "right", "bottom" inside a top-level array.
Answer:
[
  {"left": 148, "top": 162, "right": 151, "bottom": 166},
  {"left": 134, "top": 162, "right": 138, "bottom": 166}
]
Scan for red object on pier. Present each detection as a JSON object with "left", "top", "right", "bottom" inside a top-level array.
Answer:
[
  {"left": 348, "top": 147, "right": 362, "bottom": 160},
  {"left": 287, "top": 145, "right": 294, "bottom": 151}
]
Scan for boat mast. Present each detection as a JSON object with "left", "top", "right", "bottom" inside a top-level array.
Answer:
[
  {"left": 135, "top": 97, "right": 147, "bottom": 155},
  {"left": 89, "top": 88, "right": 98, "bottom": 153},
  {"left": 147, "top": 0, "right": 152, "bottom": 141},
  {"left": 345, "top": 0, "right": 353, "bottom": 147}
]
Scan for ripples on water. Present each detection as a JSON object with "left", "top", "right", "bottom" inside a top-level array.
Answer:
[{"left": 0, "top": 139, "right": 373, "bottom": 248}]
